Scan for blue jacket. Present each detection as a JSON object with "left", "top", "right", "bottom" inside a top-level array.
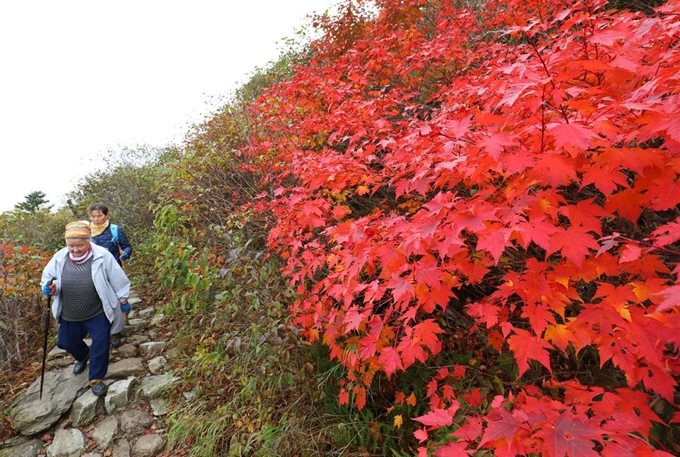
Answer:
[{"left": 91, "top": 223, "right": 132, "bottom": 266}]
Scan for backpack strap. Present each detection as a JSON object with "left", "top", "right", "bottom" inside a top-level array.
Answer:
[{"left": 110, "top": 224, "right": 119, "bottom": 244}]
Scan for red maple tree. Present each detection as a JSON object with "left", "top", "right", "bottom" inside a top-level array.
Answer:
[{"left": 242, "top": 0, "right": 680, "bottom": 454}]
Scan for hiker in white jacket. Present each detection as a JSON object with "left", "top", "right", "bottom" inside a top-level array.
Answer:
[{"left": 41, "top": 221, "right": 130, "bottom": 396}]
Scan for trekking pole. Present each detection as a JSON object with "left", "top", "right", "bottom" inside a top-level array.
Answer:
[{"left": 40, "top": 279, "right": 54, "bottom": 400}]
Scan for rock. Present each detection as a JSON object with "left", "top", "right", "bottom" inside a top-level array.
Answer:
[
  {"left": 138, "top": 306, "right": 155, "bottom": 318},
  {"left": 47, "top": 357, "right": 74, "bottom": 369},
  {"left": 0, "top": 439, "right": 43, "bottom": 457},
  {"left": 10, "top": 367, "right": 89, "bottom": 435},
  {"left": 121, "top": 318, "right": 147, "bottom": 335},
  {"left": 107, "top": 358, "right": 146, "bottom": 378},
  {"left": 119, "top": 409, "right": 154, "bottom": 434},
  {"left": 70, "top": 389, "right": 103, "bottom": 427},
  {"left": 140, "top": 374, "right": 179, "bottom": 399},
  {"left": 46, "top": 428, "right": 85, "bottom": 457},
  {"left": 140, "top": 342, "right": 166, "bottom": 356},
  {"left": 92, "top": 415, "right": 118, "bottom": 450},
  {"left": 132, "top": 434, "right": 166, "bottom": 457},
  {"left": 126, "top": 334, "right": 150, "bottom": 345},
  {"left": 147, "top": 356, "right": 167, "bottom": 374},
  {"left": 149, "top": 398, "right": 168, "bottom": 416},
  {"left": 128, "top": 297, "right": 143, "bottom": 306},
  {"left": 149, "top": 314, "right": 165, "bottom": 327},
  {"left": 116, "top": 343, "right": 138, "bottom": 358},
  {"left": 112, "top": 438, "right": 131, "bottom": 457},
  {"left": 47, "top": 346, "right": 67, "bottom": 359},
  {"left": 105, "top": 377, "right": 138, "bottom": 414}
]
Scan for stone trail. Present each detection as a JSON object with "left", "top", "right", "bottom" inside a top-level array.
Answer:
[{"left": 1, "top": 293, "right": 180, "bottom": 457}]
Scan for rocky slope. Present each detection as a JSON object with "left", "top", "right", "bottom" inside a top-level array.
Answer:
[{"left": 2, "top": 293, "right": 180, "bottom": 457}]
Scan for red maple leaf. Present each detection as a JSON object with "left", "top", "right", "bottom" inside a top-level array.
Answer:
[
  {"left": 646, "top": 179, "right": 680, "bottom": 211},
  {"left": 452, "top": 202, "right": 500, "bottom": 233},
  {"left": 480, "top": 408, "right": 524, "bottom": 450},
  {"left": 476, "top": 224, "right": 512, "bottom": 264},
  {"left": 378, "top": 346, "right": 404, "bottom": 378},
  {"left": 500, "top": 150, "right": 536, "bottom": 174},
  {"left": 413, "top": 403, "right": 460, "bottom": 428},
  {"left": 598, "top": 147, "right": 665, "bottom": 174},
  {"left": 397, "top": 332, "right": 429, "bottom": 368},
  {"left": 562, "top": 198, "right": 607, "bottom": 236},
  {"left": 605, "top": 188, "right": 645, "bottom": 223},
  {"left": 507, "top": 328, "right": 554, "bottom": 376},
  {"left": 535, "top": 411, "right": 602, "bottom": 457},
  {"left": 547, "top": 227, "right": 600, "bottom": 267},
  {"left": 651, "top": 216, "right": 680, "bottom": 247},
  {"left": 433, "top": 441, "right": 472, "bottom": 456},
  {"left": 655, "top": 285, "right": 680, "bottom": 312},
  {"left": 580, "top": 163, "right": 629, "bottom": 196},
  {"left": 413, "top": 319, "right": 444, "bottom": 354},
  {"left": 618, "top": 244, "right": 642, "bottom": 263},
  {"left": 452, "top": 417, "right": 483, "bottom": 442},
  {"left": 514, "top": 217, "right": 560, "bottom": 251},
  {"left": 547, "top": 122, "right": 598, "bottom": 150},
  {"left": 478, "top": 132, "right": 518, "bottom": 160},
  {"left": 529, "top": 154, "right": 578, "bottom": 188}
]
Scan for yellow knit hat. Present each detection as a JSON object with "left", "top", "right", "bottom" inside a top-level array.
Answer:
[{"left": 65, "top": 221, "right": 91, "bottom": 239}]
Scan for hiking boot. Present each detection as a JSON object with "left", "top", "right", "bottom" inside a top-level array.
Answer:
[
  {"left": 90, "top": 381, "right": 107, "bottom": 396},
  {"left": 73, "top": 355, "right": 89, "bottom": 375},
  {"left": 111, "top": 334, "right": 122, "bottom": 348}
]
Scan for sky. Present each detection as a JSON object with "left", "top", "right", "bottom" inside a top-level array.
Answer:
[{"left": 0, "top": 1, "right": 338, "bottom": 212}]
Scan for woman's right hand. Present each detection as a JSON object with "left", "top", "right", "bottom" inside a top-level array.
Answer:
[{"left": 42, "top": 281, "right": 55, "bottom": 297}]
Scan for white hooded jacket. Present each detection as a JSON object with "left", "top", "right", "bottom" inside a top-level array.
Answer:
[{"left": 41, "top": 242, "right": 130, "bottom": 333}]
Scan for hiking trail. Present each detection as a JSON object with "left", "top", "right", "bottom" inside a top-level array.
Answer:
[{"left": 2, "top": 291, "right": 181, "bottom": 457}]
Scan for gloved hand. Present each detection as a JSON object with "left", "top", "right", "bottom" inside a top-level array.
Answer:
[
  {"left": 42, "top": 281, "right": 55, "bottom": 297},
  {"left": 121, "top": 251, "right": 130, "bottom": 261},
  {"left": 120, "top": 301, "right": 131, "bottom": 315}
]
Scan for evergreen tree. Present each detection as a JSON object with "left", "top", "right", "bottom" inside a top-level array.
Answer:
[{"left": 14, "top": 191, "right": 52, "bottom": 213}]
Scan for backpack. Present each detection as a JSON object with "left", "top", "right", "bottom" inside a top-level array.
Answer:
[{"left": 110, "top": 224, "right": 119, "bottom": 245}]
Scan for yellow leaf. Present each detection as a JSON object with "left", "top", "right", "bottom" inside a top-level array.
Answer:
[
  {"left": 619, "top": 306, "right": 632, "bottom": 321},
  {"left": 553, "top": 275, "right": 570, "bottom": 289},
  {"left": 544, "top": 323, "right": 577, "bottom": 351},
  {"left": 394, "top": 415, "right": 403, "bottom": 429},
  {"left": 630, "top": 281, "right": 649, "bottom": 301}
]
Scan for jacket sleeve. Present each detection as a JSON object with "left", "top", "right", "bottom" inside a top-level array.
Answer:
[
  {"left": 41, "top": 255, "right": 60, "bottom": 294},
  {"left": 104, "top": 253, "right": 131, "bottom": 301},
  {"left": 117, "top": 226, "right": 133, "bottom": 257}
]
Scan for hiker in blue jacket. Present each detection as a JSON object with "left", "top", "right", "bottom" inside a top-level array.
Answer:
[
  {"left": 88, "top": 203, "right": 133, "bottom": 347},
  {"left": 88, "top": 203, "right": 132, "bottom": 267}
]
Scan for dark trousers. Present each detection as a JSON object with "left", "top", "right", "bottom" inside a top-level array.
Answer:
[{"left": 58, "top": 312, "right": 111, "bottom": 381}]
